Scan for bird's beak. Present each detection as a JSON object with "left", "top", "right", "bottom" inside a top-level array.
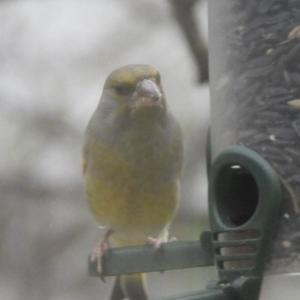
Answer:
[{"left": 133, "top": 79, "right": 163, "bottom": 109}]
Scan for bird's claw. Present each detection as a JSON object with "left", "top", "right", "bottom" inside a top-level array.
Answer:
[
  {"left": 146, "top": 236, "right": 177, "bottom": 274},
  {"left": 146, "top": 236, "right": 163, "bottom": 249},
  {"left": 90, "top": 229, "right": 114, "bottom": 281},
  {"left": 146, "top": 236, "right": 177, "bottom": 249}
]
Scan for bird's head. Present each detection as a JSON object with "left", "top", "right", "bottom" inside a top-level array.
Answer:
[{"left": 100, "top": 65, "right": 167, "bottom": 123}]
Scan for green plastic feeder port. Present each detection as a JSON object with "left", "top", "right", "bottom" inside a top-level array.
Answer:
[{"left": 207, "top": 145, "right": 283, "bottom": 299}]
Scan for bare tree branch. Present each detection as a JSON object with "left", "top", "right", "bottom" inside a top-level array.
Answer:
[{"left": 170, "top": 0, "right": 208, "bottom": 83}]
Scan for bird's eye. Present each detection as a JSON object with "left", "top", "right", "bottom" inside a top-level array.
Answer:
[{"left": 114, "top": 84, "right": 134, "bottom": 96}]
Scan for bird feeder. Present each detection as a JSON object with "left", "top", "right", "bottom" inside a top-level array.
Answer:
[{"left": 209, "top": 0, "right": 300, "bottom": 298}]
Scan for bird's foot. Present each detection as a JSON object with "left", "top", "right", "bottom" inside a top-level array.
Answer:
[
  {"left": 146, "top": 235, "right": 177, "bottom": 274},
  {"left": 90, "top": 228, "right": 114, "bottom": 281},
  {"left": 146, "top": 236, "right": 177, "bottom": 249}
]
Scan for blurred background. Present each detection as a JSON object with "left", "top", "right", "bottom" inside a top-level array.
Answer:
[{"left": 0, "top": 1, "right": 213, "bottom": 299}]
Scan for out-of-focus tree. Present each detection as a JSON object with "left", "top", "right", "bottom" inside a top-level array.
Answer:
[{"left": 170, "top": 0, "right": 208, "bottom": 83}]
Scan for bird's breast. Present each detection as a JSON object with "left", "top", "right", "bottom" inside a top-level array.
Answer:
[{"left": 85, "top": 138, "right": 179, "bottom": 234}]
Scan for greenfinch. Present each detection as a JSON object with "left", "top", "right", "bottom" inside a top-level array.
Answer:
[{"left": 82, "top": 64, "right": 183, "bottom": 299}]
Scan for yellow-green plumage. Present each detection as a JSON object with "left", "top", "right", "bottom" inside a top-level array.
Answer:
[
  {"left": 84, "top": 134, "right": 180, "bottom": 245},
  {"left": 82, "top": 64, "right": 183, "bottom": 299}
]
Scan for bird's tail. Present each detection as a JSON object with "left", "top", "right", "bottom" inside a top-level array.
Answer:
[{"left": 110, "top": 273, "right": 148, "bottom": 300}]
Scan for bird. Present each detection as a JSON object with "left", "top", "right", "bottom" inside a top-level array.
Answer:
[{"left": 82, "top": 64, "right": 183, "bottom": 299}]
